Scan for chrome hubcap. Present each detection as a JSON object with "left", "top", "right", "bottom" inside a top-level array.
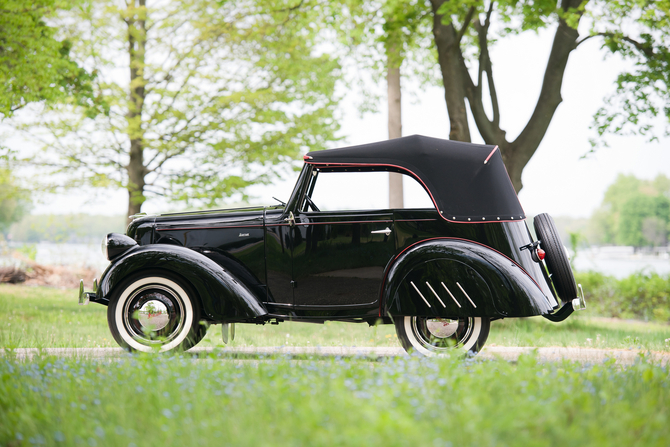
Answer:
[
  {"left": 426, "top": 318, "right": 459, "bottom": 338},
  {"left": 137, "top": 300, "right": 169, "bottom": 331},
  {"left": 411, "top": 317, "right": 475, "bottom": 351},
  {"left": 123, "top": 285, "right": 185, "bottom": 345}
]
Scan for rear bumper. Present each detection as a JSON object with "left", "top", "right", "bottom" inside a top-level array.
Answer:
[{"left": 542, "top": 284, "right": 586, "bottom": 323}]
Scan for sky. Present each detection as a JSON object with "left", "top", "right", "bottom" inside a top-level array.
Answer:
[{"left": 28, "top": 26, "right": 670, "bottom": 219}]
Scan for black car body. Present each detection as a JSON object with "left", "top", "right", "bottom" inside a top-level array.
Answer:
[{"left": 80, "top": 135, "right": 585, "bottom": 356}]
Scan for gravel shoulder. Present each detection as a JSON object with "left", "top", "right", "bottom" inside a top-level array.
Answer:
[{"left": 4, "top": 346, "right": 669, "bottom": 365}]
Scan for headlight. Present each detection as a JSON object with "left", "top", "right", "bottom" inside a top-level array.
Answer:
[
  {"left": 101, "top": 234, "right": 109, "bottom": 259},
  {"left": 102, "top": 233, "right": 138, "bottom": 261}
]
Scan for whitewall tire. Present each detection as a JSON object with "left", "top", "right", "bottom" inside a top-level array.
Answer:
[
  {"left": 107, "top": 273, "right": 205, "bottom": 353},
  {"left": 394, "top": 316, "right": 490, "bottom": 357}
]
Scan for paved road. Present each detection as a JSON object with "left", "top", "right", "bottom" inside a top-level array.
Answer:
[{"left": 4, "top": 346, "right": 669, "bottom": 365}]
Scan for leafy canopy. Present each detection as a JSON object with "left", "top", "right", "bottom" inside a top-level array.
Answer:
[
  {"left": 589, "top": 0, "right": 670, "bottom": 147},
  {"left": 0, "top": 0, "right": 91, "bottom": 117},
  {"left": 12, "top": 0, "right": 341, "bottom": 212}
]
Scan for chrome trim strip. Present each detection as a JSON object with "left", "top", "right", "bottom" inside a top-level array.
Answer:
[
  {"left": 440, "top": 282, "right": 461, "bottom": 308},
  {"left": 410, "top": 281, "right": 431, "bottom": 308},
  {"left": 456, "top": 282, "right": 477, "bottom": 308},
  {"left": 425, "top": 282, "right": 446, "bottom": 308}
]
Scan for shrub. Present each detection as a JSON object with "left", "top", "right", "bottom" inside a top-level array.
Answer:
[{"left": 575, "top": 270, "right": 670, "bottom": 322}]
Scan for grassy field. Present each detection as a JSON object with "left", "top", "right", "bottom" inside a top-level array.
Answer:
[
  {"left": 2, "top": 285, "right": 670, "bottom": 446},
  {"left": 1, "top": 352, "right": 669, "bottom": 446},
  {"left": 1, "top": 284, "right": 669, "bottom": 351}
]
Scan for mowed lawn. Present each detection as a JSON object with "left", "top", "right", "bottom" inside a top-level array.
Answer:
[
  {"left": 1, "top": 284, "right": 669, "bottom": 351},
  {"left": 2, "top": 284, "right": 670, "bottom": 447}
]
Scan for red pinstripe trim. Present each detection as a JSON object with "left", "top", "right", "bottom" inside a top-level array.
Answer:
[
  {"left": 295, "top": 220, "right": 393, "bottom": 226},
  {"left": 306, "top": 161, "right": 524, "bottom": 223},
  {"left": 378, "top": 236, "right": 541, "bottom": 316},
  {"left": 156, "top": 225, "right": 263, "bottom": 231},
  {"left": 395, "top": 218, "right": 437, "bottom": 222},
  {"left": 484, "top": 146, "right": 498, "bottom": 164}
]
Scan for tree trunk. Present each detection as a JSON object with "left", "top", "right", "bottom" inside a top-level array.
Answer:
[
  {"left": 501, "top": 1, "right": 583, "bottom": 192},
  {"left": 125, "top": 0, "right": 147, "bottom": 224},
  {"left": 387, "top": 63, "right": 404, "bottom": 209},
  {"left": 430, "top": 0, "right": 585, "bottom": 193},
  {"left": 430, "top": 0, "right": 471, "bottom": 143}
]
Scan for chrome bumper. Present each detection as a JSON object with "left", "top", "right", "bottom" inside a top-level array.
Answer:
[
  {"left": 572, "top": 283, "right": 586, "bottom": 311},
  {"left": 543, "top": 283, "right": 586, "bottom": 323},
  {"left": 78, "top": 279, "right": 99, "bottom": 305}
]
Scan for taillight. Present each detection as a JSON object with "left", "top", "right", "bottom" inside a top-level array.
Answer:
[{"left": 536, "top": 248, "right": 545, "bottom": 260}]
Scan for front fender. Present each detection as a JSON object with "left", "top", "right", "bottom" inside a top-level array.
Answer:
[
  {"left": 382, "top": 239, "right": 554, "bottom": 318},
  {"left": 99, "top": 244, "right": 268, "bottom": 321}
]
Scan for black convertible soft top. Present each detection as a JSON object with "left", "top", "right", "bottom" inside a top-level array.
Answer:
[{"left": 305, "top": 135, "right": 525, "bottom": 223}]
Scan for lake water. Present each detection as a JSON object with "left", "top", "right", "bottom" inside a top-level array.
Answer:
[
  {"left": 6, "top": 242, "right": 670, "bottom": 279},
  {"left": 572, "top": 247, "right": 670, "bottom": 279}
]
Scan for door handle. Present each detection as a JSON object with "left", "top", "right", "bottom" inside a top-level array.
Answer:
[{"left": 371, "top": 227, "right": 392, "bottom": 236}]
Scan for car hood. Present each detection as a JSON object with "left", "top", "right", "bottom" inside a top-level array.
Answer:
[{"left": 127, "top": 206, "right": 284, "bottom": 238}]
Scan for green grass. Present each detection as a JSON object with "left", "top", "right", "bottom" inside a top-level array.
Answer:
[
  {"left": 3, "top": 284, "right": 670, "bottom": 446},
  {"left": 488, "top": 315, "right": 670, "bottom": 351},
  {"left": 1, "top": 353, "right": 669, "bottom": 446},
  {"left": 1, "top": 284, "right": 669, "bottom": 351}
]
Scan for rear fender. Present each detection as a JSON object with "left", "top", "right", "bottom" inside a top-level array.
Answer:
[
  {"left": 99, "top": 244, "right": 267, "bottom": 321},
  {"left": 382, "top": 239, "right": 554, "bottom": 318}
]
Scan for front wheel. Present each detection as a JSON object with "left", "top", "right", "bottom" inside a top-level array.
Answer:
[
  {"left": 394, "top": 316, "right": 490, "bottom": 357},
  {"left": 107, "top": 273, "right": 205, "bottom": 353}
]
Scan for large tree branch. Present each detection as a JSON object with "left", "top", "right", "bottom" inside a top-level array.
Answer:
[
  {"left": 465, "top": 2, "right": 504, "bottom": 145},
  {"left": 430, "top": 0, "right": 472, "bottom": 141},
  {"left": 512, "top": 0, "right": 584, "bottom": 154},
  {"left": 456, "top": 6, "right": 476, "bottom": 44},
  {"left": 577, "top": 32, "right": 654, "bottom": 57}
]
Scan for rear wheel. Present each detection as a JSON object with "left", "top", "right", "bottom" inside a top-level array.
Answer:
[
  {"left": 533, "top": 213, "right": 578, "bottom": 302},
  {"left": 107, "top": 272, "right": 206, "bottom": 353},
  {"left": 394, "top": 316, "right": 490, "bottom": 357}
]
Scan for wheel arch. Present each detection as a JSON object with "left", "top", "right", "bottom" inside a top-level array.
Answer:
[
  {"left": 381, "top": 238, "right": 555, "bottom": 318},
  {"left": 99, "top": 244, "right": 268, "bottom": 321}
]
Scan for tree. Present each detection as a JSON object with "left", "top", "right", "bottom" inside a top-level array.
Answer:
[
  {"left": 0, "top": 169, "right": 30, "bottom": 235},
  {"left": 592, "top": 174, "right": 670, "bottom": 247},
  {"left": 425, "top": 0, "right": 670, "bottom": 192},
  {"left": 590, "top": 1, "right": 670, "bottom": 148},
  {"left": 336, "top": 0, "right": 433, "bottom": 207},
  {"left": 618, "top": 195, "right": 670, "bottom": 247},
  {"left": 14, "top": 0, "right": 341, "bottom": 221},
  {"left": 0, "top": 0, "right": 90, "bottom": 117}
]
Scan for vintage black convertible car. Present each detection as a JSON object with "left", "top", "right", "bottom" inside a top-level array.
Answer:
[{"left": 79, "top": 135, "right": 585, "bottom": 356}]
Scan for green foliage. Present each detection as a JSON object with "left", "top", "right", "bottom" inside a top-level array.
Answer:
[
  {"left": 331, "top": 0, "right": 436, "bottom": 112},
  {"left": 589, "top": 0, "right": 670, "bottom": 147},
  {"left": 592, "top": 173, "right": 670, "bottom": 247},
  {"left": 0, "top": 169, "right": 29, "bottom": 234},
  {"left": 13, "top": 0, "right": 341, "bottom": 213},
  {"left": 576, "top": 270, "right": 670, "bottom": 322},
  {"left": 0, "top": 0, "right": 92, "bottom": 117},
  {"left": 7, "top": 213, "right": 126, "bottom": 243},
  {"left": 14, "top": 243, "right": 36, "bottom": 260},
  {"left": 1, "top": 352, "right": 669, "bottom": 446}
]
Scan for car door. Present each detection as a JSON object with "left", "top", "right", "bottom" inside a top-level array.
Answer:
[{"left": 291, "top": 170, "right": 396, "bottom": 308}]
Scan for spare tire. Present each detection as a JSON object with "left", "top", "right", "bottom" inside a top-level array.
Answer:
[{"left": 533, "top": 213, "right": 578, "bottom": 302}]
